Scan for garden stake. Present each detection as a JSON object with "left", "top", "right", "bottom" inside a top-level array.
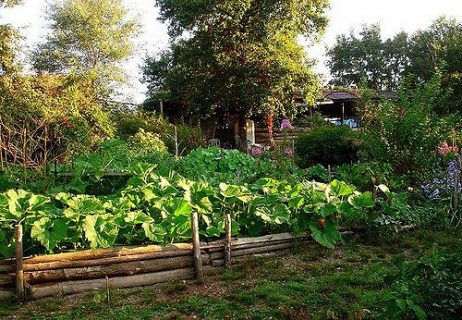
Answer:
[
  {"left": 15, "top": 224, "right": 25, "bottom": 300},
  {"left": 191, "top": 212, "right": 203, "bottom": 281},
  {"left": 224, "top": 213, "right": 232, "bottom": 269}
]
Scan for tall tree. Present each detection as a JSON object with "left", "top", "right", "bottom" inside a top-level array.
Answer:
[
  {"left": 326, "top": 25, "right": 410, "bottom": 90},
  {"left": 407, "top": 17, "right": 462, "bottom": 114},
  {"left": 144, "top": 0, "right": 329, "bottom": 144},
  {"left": 33, "top": 0, "right": 139, "bottom": 96},
  {"left": 0, "top": 0, "right": 22, "bottom": 75}
]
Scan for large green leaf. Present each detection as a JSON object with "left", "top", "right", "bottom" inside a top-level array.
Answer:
[
  {"left": 309, "top": 221, "right": 341, "bottom": 249},
  {"left": 83, "top": 215, "right": 119, "bottom": 248},
  {"left": 0, "top": 229, "right": 14, "bottom": 258},
  {"left": 31, "top": 217, "right": 68, "bottom": 252}
]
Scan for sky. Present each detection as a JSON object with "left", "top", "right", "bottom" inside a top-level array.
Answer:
[{"left": 1, "top": 0, "right": 462, "bottom": 103}]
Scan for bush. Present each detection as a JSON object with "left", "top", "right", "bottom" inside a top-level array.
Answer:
[
  {"left": 295, "top": 126, "right": 360, "bottom": 168},
  {"left": 358, "top": 76, "right": 461, "bottom": 184},
  {"left": 336, "top": 161, "right": 407, "bottom": 192},
  {"left": 127, "top": 129, "right": 168, "bottom": 155},
  {"left": 113, "top": 112, "right": 205, "bottom": 155}
]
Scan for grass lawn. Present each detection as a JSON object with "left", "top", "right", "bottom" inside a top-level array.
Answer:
[{"left": 1, "top": 228, "right": 461, "bottom": 320}]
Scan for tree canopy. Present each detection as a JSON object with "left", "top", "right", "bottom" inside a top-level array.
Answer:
[
  {"left": 326, "top": 24, "right": 410, "bottom": 90},
  {"left": 327, "top": 17, "right": 462, "bottom": 114},
  {"left": 144, "top": 0, "right": 329, "bottom": 122},
  {"left": 33, "top": 0, "right": 139, "bottom": 97}
]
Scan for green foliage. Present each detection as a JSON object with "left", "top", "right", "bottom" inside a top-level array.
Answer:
[
  {"left": 127, "top": 129, "right": 168, "bottom": 156},
  {"left": 359, "top": 76, "right": 455, "bottom": 184},
  {"left": 33, "top": 0, "right": 139, "bottom": 96},
  {"left": 328, "top": 17, "right": 462, "bottom": 114},
  {"left": 327, "top": 24, "right": 410, "bottom": 90},
  {"left": 144, "top": 0, "right": 328, "bottom": 122},
  {"left": 383, "top": 250, "right": 462, "bottom": 319},
  {"left": 336, "top": 161, "right": 406, "bottom": 192},
  {"left": 295, "top": 126, "right": 360, "bottom": 168},
  {"left": 0, "top": 160, "right": 381, "bottom": 257},
  {"left": 176, "top": 147, "right": 257, "bottom": 183},
  {"left": 113, "top": 112, "right": 204, "bottom": 155}
]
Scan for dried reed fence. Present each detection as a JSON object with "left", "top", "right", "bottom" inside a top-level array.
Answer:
[
  {"left": 0, "top": 213, "right": 311, "bottom": 301},
  {"left": 0, "top": 117, "right": 65, "bottom": 170}
]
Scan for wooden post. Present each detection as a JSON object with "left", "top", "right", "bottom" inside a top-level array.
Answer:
[
  {"left": 15, "top": 224, "right": 24, "bottom": 300},
  {"left": 224, "top": 213, "right": 232, "bottom": 269},
  {"left": 328, "top": 165, "right": 332, "bottom": 182},
  {"left": 174, "top": 126, "right": 179, "bottom": 158},
  {"left": 191, "top": 212, "right": 203, "bottom": 281},
  {"left": 160, "top": 100, "right": 164, "bottom": 115}
]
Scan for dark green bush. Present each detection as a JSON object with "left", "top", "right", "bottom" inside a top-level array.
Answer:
[{"left": 295, "top": 126, "right": 360, "bottom": 168}]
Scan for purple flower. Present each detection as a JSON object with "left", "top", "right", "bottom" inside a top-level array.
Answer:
[
  {"left": 284, "top": 147, "right": 293, "bottom": 156},
  {"left": 251, "top": 146, "right": 263, "bottom": 156},
  {"left": 281, "top": 119, "right": 291, "bottom": 130}
]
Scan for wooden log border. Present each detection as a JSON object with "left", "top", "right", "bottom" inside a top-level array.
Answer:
[{"left": 0, "top": 231, "right": 314, "bottom": 301}]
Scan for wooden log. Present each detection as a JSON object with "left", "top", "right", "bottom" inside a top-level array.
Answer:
[
  {"left": 191, "top": 212, "right": 203, "bottom": 281},
  {"left": 22, "top": 243, "right": 194, "bottom": 265},
  {"left": 209, "top": 241, "right": 294, "bottom": 261},
  {"left": 231, "top": 242, "right": 293, "bottom": 258},
  {"left": 24, "top": 248, "right": 193, "bottom": 272},
  {"left": 0, "top": 273, "right": 15, "bottom": 286},
  {"left": 202, "top": 232, "right": 303, "bottom": 250},
  {"left": 0, "top": 261, "right": 15, "bottom": 273},
  {"left": 24, "top": 256, "right": 195, "bottom": 285},
  {"left": 15, "top": 224, "right": 24, "bottom": 299},
  {"left": 28, "top": 268, "right": 195, "bottom": 300},
  {"left": 224, "top": 213, "right": 232, "bottom": 269}
]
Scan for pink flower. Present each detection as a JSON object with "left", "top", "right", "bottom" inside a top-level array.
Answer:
[
  {"left": 284, "top": 147, "right": 293, "bottom": 156},
  {"left": 281, "top": 119, "right": 291, "bottom": 130},
  {"left": 251, "top": 146, "right": 263, "bottom": 156},
  {"left": 438, "top": 141, "right": 459, "bottom": 156}
]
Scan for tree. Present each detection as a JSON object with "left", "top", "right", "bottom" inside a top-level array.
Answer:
[
  {"left": 407, "top": 17, "right": 462, "bottom": 114},
  {"left": 33, "top": 0, "right": 139, "bottom": 97},
  {"left": 0, "top": 0, "right": 22, "bottom": 75},
  {"left": 144, "top": 0, "right": 329, "bottom": 146},
  {"left": 0, "top": 0, "right": 22, "bottom": 9},
  {"left": 326, "top": 25, "right": 410, "bottom": 90}
]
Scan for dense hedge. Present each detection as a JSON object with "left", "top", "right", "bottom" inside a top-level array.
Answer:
[{"left": 295, "top": 126, "right": 360, "bottom": 168}]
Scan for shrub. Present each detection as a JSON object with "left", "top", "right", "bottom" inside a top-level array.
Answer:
[
  {"left": 295, "top": 126, "right": 360, "bottom": 168},
  {"left": 113, "top": 112, "right": 205, "bottom": 155},
  {"left": 336, "top": 161, "right": 407, "bottom": 192},
  {"left": 127, "top": 129, "right": 168, "bottom": 155}
]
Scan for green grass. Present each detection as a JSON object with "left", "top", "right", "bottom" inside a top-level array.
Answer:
[{"left": 1, "top": 228, "right": 461, "bottom": 320}]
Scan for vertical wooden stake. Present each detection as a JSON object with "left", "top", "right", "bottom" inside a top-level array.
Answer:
[
  {"left": 328, "top": 164, "right": 332, "bottom": 182},
  {"left": 191, "top": 212, "right": 203, "bottom": 281},
  {"left": 15, "top": 224, "right": 24, "bottom": 300},
  {"left": 174, "top": 126, "right": 179, "bottom": 158},
  {"left": 224, "top": 213, "right": 232, "bottom": 269}
]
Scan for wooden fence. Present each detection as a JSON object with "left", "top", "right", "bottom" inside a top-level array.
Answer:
[{"left": 0, "top": 213, "right": 309, "bottom": 301}]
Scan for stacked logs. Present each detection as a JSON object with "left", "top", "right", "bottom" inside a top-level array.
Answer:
[{"left": 0, "top": 233, "right": 307, "bottom": 300}]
